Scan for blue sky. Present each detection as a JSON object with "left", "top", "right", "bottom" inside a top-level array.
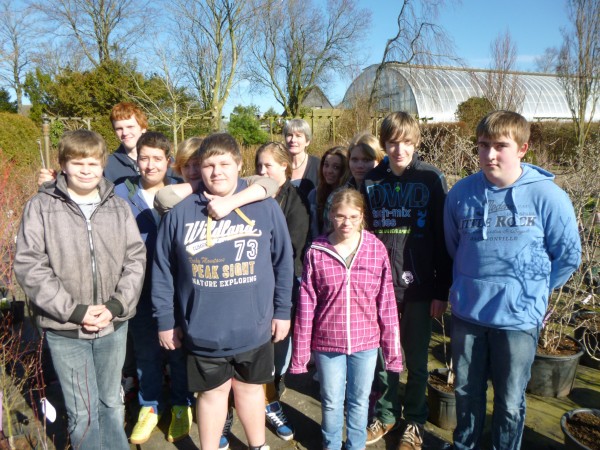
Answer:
[{"left": 225, "top": 0, "right": 570, "bottom": 116}]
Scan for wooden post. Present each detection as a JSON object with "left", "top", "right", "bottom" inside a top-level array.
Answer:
[{"left": 42, "top": 114, "right": 51, "bottom": 169}]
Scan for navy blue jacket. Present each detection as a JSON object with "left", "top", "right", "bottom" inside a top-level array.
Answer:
[
  {"left": 151, "top": 179, "right": 294, "bottom": 357},
  {"left": 114, "top": 176, "right": 179, "bottom": 311}
]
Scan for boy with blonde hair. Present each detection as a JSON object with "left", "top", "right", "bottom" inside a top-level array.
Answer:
[
  {"left": 362, "top": 112, "right": 452, "bottom": 450},
  {"left": 444, "top": 110, "right": 581, "bottom": 449},
  {"left": 15, "top": 129, "right": 146, "bottom": 450}
]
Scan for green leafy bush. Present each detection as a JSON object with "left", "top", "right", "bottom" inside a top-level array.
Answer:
[
  {"left": 0, "top": 113, "right": 42, "bottom": 168},
  {"left": 228, "top": 105, "right": 269, "bottom": 146}
]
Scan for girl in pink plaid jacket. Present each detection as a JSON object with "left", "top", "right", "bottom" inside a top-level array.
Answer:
[{"left": 290, "top": 188, "right": 402, "bottom": 450}]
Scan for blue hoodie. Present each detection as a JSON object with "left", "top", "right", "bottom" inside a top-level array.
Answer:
[
  {"left": 444, "top": 163, "right": 581, "bottom": 330},
  {"left": 151, "top": 179, "right": 294, "bottom": 357}
]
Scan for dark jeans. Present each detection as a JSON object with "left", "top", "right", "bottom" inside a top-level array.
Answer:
[{"left": 373, "top": 300, "right": 432, "bottom": 425}]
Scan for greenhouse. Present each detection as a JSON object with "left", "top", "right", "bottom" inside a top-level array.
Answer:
[{"left": 342, "top": 63, "right": 600, "bottom": 123}]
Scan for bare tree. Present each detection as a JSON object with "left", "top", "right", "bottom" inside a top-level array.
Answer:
[
  {"left": 535, "top": 47, "right": 560, "bottom": 74},
  {"left": 126, "top": 40, "right": 207, "bottom": 148},
  {"left": 0, "top": 0, "right": 32, "bottom": 114},
  {"left": 29, "top": 0, "right": 151, "bottom": 68},
  {"left": 172, "top": 0, "right": 252, "bottom": 131},
  {"left": 479, "top": 30, "right": 525, "bottom": 112},
  {"left": 557, "top": 0, "right": 600, "bottom": 155},
  {"left": 247, "top": 0, "right": 371, "bottom": 117},
  {"left": 369, "top": 0, "right": 459, "bottom": 109}
]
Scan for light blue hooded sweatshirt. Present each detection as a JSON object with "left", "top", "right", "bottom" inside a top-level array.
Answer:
[{"left": 443, "top": 163, "right": 581, "bottom": 330}]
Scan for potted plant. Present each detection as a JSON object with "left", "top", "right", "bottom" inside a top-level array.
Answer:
[
  {"left": 527, "top": 154, "right": 599, "bottom": 398},
  {"left": 427, "top": 315, "right": 456, "bottom": 430},
  {"left": 560, "top": 408, "right": 600, "bottom": 450},
  {"left": 573, "top": 308, "right": 600, "bottom": 369}
]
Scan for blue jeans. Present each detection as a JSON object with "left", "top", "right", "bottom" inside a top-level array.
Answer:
[
  {"left": 451, "top": 315, "right": 539, "bottom": 450},
  {"left": 315, "top": 348, "right": 378, "bottom": 450},
  {"left": 46, "top": 324, "right": 129, "bottom": 450},
  {"left": 129, "top": 307, "right": 192, "bottom": 411},
  {"left": 274, "top": 335, "right": 292, "bottom": 377}
]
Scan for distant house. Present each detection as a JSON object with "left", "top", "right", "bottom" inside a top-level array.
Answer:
[{"left": 302, "top": 86, "right": 333, "bottom": 109}]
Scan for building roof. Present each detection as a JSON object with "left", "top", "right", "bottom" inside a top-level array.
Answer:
[{"left": 302, "top": 86, "right": 333, "bottom": 109}]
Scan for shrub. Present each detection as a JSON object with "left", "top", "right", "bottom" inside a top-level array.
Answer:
[
  {"left": 455, "top": 97, "right": 494, "bottom": 133},
  {"left": 227, "top": 105, "right": 269, "bottom": 147},
  {"left": 0, "top": 113, "right": 42, "bottom": 168}
]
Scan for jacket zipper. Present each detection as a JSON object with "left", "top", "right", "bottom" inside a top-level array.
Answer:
[
  {"left": 86, "top": 218, "right": 100, "bottom": 339},
  {"left": 311, "top": 242, "right": 358, "bottom": 354},
  {"left": 86, "top": 219, "right": 98, "bottom": 306}
]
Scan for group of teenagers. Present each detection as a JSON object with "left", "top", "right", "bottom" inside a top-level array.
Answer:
[{"left": 13, "top": 101, "right": 581, "bottom": 450}]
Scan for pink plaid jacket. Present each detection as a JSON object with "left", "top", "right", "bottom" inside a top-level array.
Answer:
[{"left": 290, "top": 230, "right": 402, "bottom": 373}]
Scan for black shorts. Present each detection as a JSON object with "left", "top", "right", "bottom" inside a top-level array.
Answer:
[{"left": 187, "top": 341, "right": 275, "bottom": 392}]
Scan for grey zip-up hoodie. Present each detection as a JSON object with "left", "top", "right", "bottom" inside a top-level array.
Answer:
[{"left": 14, "top": 174, "right": 146, "bottom": 339}]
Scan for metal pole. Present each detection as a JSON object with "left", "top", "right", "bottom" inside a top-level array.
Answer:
[{"left": 42, "top": 114, "right": 51, "bottom": 168}]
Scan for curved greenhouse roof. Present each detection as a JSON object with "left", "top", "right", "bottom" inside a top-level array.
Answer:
[{"left": 342, "top": 63, "right": 599, "bottom": 123}]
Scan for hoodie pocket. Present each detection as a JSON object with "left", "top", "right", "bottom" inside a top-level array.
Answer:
[
  {"left": 186, "top": 286, "right": 262, "bottom": 350},
  {"left": 450, "top": 275, "right": 521, "bottom": 327}
]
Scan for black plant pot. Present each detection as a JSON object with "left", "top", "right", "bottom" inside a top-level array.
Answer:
[
  {"left": 560, "top": 408, "right": 600, "bottom": 450},
  {"left": 427, "top": 368, "right": 456, "bottom": 430},
  {"left": 527, "top": 337, "right": 584, "bottom": 398},
  {"left": 574, "top": 311, "right": 600, "bottom": 370}
]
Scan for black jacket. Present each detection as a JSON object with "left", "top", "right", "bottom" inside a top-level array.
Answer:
[
  {"left": 362, "top": 154, "right": 452, "bottom": 303},
  {"left": 276, "top": 180, "right": 310, "bottom": 278}
]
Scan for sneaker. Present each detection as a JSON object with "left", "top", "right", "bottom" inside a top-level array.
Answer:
[
  {"left": 397, "top": 422, "right": 424, "bottom": 450},
  {"left": 366, "top": 419, "right": 397, "bottom": 445},
  {"left": 219, "top": 406, "right": 234, "bottom": 450},
  {"left": 130, "top": 406, "right": 160, "bottom": 444},
  {"left": 265, "top": 401, "right": 294, "bottom": 441},
  {"left": 168, "top": 405, "right": 192, "bottom": 443}
]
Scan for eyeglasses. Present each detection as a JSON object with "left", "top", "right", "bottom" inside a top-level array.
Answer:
[{"left": 332, "top": 214, "right": 362, "bottom": 224}]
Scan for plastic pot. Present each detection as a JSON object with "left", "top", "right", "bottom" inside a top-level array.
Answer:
[
  {"left": 527, "top": 336, "right": 583, "bottom": 398},
  {"left": 560, "top": 408, "right": 600, "bottom": 450},
  {"left": 427, "top": 368, "right": 456, "bottom": 430},
  {"left": 574, "top": 311, "right": 600, "bottom": 370}
]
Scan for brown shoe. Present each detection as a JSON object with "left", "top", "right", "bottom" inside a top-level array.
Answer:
[
  {"left": 366, "top": 419, "right": 397, "bottom": 445},
  {"left": 397, "top": 422, "right": 424, "bottom": 450}
]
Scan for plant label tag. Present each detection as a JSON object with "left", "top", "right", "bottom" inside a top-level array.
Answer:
[{"left": 41, "top": 398, "right": 57, "bottom": 423}]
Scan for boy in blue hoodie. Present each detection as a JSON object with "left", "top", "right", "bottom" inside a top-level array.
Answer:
[
  {"left": 152, "top": 132, "right": 293, "bottom": 450},
  {"left": 443, "top": 110, "right": 581, "bottom": 450}
]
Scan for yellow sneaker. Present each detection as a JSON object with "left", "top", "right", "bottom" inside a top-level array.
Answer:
[
  {"left": 130, "top": 406, "right": 160, "bottom": 444},
  {"left": 168, "top": 405, "right": 193, "bottom": 443}
]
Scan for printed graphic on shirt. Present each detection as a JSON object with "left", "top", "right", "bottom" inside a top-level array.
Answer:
[
  {"left": 184, "top": 219, "right": 262, "bottom": 255},
  {"left": 367, "top": 182, "right": 430, "bottom": 229},
  {"left": 459, "top": 200, "right": 538, "bottom": 242},
  {"left": 402, "top": 271, "right": 414, "bottom": 284},
  {"left": 184, "top": 219, "right": 262, "bottom": 288}
]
